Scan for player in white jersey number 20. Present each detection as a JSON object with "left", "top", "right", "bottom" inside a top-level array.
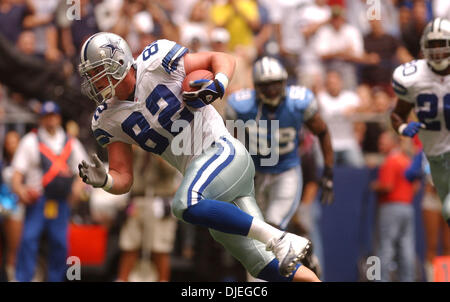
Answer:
[
  {"left": 391, "top": 18, "right": 450, "bottom": 227},
  {"left": 77, "top": 32, "right": 320, "bottom": 281}
]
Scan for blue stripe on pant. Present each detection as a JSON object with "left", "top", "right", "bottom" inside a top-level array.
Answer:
[
  {"left": 181, "top": 137, "right": 254, "bottom": 236},
  {"left": 16, "top": 196, "right": 70, "bottom": 282},
  {"left": 173, "top": 136, "right": 284, "bottom": 278},
  {"left": 187, "top": 138, "right": 235, "bottom": 206},
  {"left": 186, "top": 142, "right": 226, "bottom": 207}
]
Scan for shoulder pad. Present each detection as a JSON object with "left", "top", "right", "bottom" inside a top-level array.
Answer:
[
  {"left": 136, "top": 39, "right": 188, "bottom": 74},
  {"left": 392, "top": 60, "right": 425, "bottom": 101},
  {"left": 91, "top": 102, "right": 113, "bottom": 147},
  {"left": 227, "top": 89, "right": 257, "bottom": 114},
  {"left": 286, "top": 86, "right": 314, "bottom": 111}
]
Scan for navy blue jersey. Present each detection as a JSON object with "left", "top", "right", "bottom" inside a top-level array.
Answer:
[{"left": 227, "top": 86, "right": 318, "bottom": 173}]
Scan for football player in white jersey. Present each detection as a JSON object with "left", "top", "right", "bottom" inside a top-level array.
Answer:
[
  {"left": 391, "top": 17, "right": 450, "bottom": 227},
  {"left": 77, "top": 32, "right": 320, "bottom": 281}
]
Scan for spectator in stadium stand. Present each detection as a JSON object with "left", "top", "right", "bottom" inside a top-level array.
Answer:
[
  {"left": 210, "top": 0, "right": 260, "bottom": 52},
  {"left": 179, "top": 0, "right": 211, "bottom": 54},
  {"left": 371, "top": 130, "right": 418, "bottom": 282},
  {"left": 0, "top": 32, "right": 95, "bottom": 130},
  {"left": 59, "top": 0, "right": 99, "bottom": 61},
  {"left": 361, "top": 19, "right": 413, "bottom": 96},
  {"left": 433, "top": 0, "right": 450, "bottom": 19},
  {"left": 0, "top": 130, "right": 22, "bottom": 281},
  {"left": 210, "top": 0, "right": 260, "bottom": 87},
  {"left": 10, "top": 101, "right": 88, "bottom": 282},
  {"left": 314, "top": 5, "right": 375, "bottom": 90},
  {"left": 0, "top": 0, "right": 29, "bottom": 44},
  {"left": 400, "top": 0, "right": 428, "bottom": 59},
  {"left": 258, "top": 0, "right": 310, "bottom": 85},
  {"left": 295, "top": 0, "right": 331, "bottom": 91},
  {"left": 22, "top": 0, "right": 61, "bottom": 62},
  {"left": 346, "top": 0, "right": 401, "bottom": 38},
  {"left": 117, "top": 149, "right": 180, "bottom": 282},
  {"left": 317, "top": 70, "right": 365, "bottom": 168}
]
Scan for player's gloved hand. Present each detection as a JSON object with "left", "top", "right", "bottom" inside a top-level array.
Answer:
[
  {"left": 398, "top": 122, "right": 426, "bottom": 137},
  {"left": 78, "top": 154, "right": 107, "bottom": 188},
  {"left": 182, "top": 79, "right": 225, "bottom": 108},
  {"left": 319, "top": 166, "right": 334, "bottom": 205}
]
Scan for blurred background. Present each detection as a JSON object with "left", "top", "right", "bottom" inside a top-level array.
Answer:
[{"left": 0, "top": 0, "right": 449, "bottom": 282}]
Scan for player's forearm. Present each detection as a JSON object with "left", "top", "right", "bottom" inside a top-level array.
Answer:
[
  {"left": 106, "top": 169, "right": 133, "bottom": 195},
  {"left": 307, "top": 115, "right": 334, "bottom": 169},
  {"left": 390, "top": 111, "right": 407, "bottom": 133},
  {"left": 210, "top": 52, "right": 236, "bottom": 82},
  {"left": 23, "top": 14, "right": 52, "bottom": 29},
  {"left": 391, "top": 98, "right": 415, "bottom": 134},
  {"left": 11, "top": 171, "right": 25, "bottom": 197},
  {"left": 318, "top": 129, "right": 334, "bottom": 169},
  {"left": 184, "top": 52, "right": 236, "bottom": 88}
]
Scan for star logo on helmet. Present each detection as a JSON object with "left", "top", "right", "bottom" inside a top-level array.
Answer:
[{"left": 100, "top": 38, "right": 124, "bottom": 57}]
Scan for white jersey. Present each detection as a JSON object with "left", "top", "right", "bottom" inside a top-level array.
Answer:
[
  {"left": 393, "top": 59, "right": 450, "bottom": 157},
  {"left": 91, "top": 39, "right": 229, "bottom": 174}
]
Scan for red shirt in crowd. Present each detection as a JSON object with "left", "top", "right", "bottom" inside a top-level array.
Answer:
[{"left": 377, "top": 150, "right": 414, "bottom": 204}]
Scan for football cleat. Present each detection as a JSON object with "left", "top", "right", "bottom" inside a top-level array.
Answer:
[{"left": 266, "top": 232, "right": 312, "bottom": 277}]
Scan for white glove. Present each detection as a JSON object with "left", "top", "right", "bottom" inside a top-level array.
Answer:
[{"left": 78, "top": 154, "right": 110, "bottom": 188}]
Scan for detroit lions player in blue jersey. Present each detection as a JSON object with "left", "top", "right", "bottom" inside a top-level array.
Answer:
[
  {"left": 227, "top": 57, "right": 334, "bottom": 281},
  {"left": 227, "top": 57, "right": 333, "bottom": 229},
  {"left": 227, "top": 57, "right": 334, "bottom": 233},
  {"left": 77, "top": 32, "right": 320, "bottom": 281}
]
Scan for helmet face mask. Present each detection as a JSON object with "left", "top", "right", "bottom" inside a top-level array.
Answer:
[
  {"left": 421, "top": 18, "right": 450, "bottom": 72},
  {"left": 255, "top": 80, "right": 285, "bottom": 107},
  {"left": 80, "top": 58, "right": 123, "bottom": 104},
  {"left": 79, "top": 32, "right": 134, "bottom": 105},
  {"left": 422, "top": 39, "right": 450, "bottom": 70},
  {"left": 253, "top": 56, "right": 288, "bottom": 107}
]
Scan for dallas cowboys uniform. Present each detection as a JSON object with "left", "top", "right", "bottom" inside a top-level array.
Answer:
[
  {"left": 227, "top": 86, "right": 318, "bottom": 229},
  {"left": 91, "top": 39, "right": 277, "bottom": 277},
  {"left": 392, "top": 59, "right": 450, "bottom": 220}
]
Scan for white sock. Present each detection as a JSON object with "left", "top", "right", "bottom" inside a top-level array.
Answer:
[
  {"left": 247, "top": 217, "right": 284, "bottom": 244},
  {"left": 246, "top": 271, "right": 266, "bottom": 282}
]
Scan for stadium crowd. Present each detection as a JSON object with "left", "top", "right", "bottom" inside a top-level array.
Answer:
[{"left": 0, "top": 0, "right": 449, "bottom": 282}]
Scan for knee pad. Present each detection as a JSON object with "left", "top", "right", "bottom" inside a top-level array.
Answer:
[{"left": 171, "top": 196, "right": 187, "bottom": 220}]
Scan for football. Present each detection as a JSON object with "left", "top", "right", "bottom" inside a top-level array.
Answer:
[{"left": 182, "top": 69, "right": 214, "bottom": 92}]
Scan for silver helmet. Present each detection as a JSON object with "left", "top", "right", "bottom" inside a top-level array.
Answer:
[
  {"left": 253, "top": 56, "right": 288, "bottom": 107},
  {"left": 79, "top": 32, "right": 134, "bottom": 104},
  {"left": 421, "top": 18, "right": 450, "bottom": 71}
]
